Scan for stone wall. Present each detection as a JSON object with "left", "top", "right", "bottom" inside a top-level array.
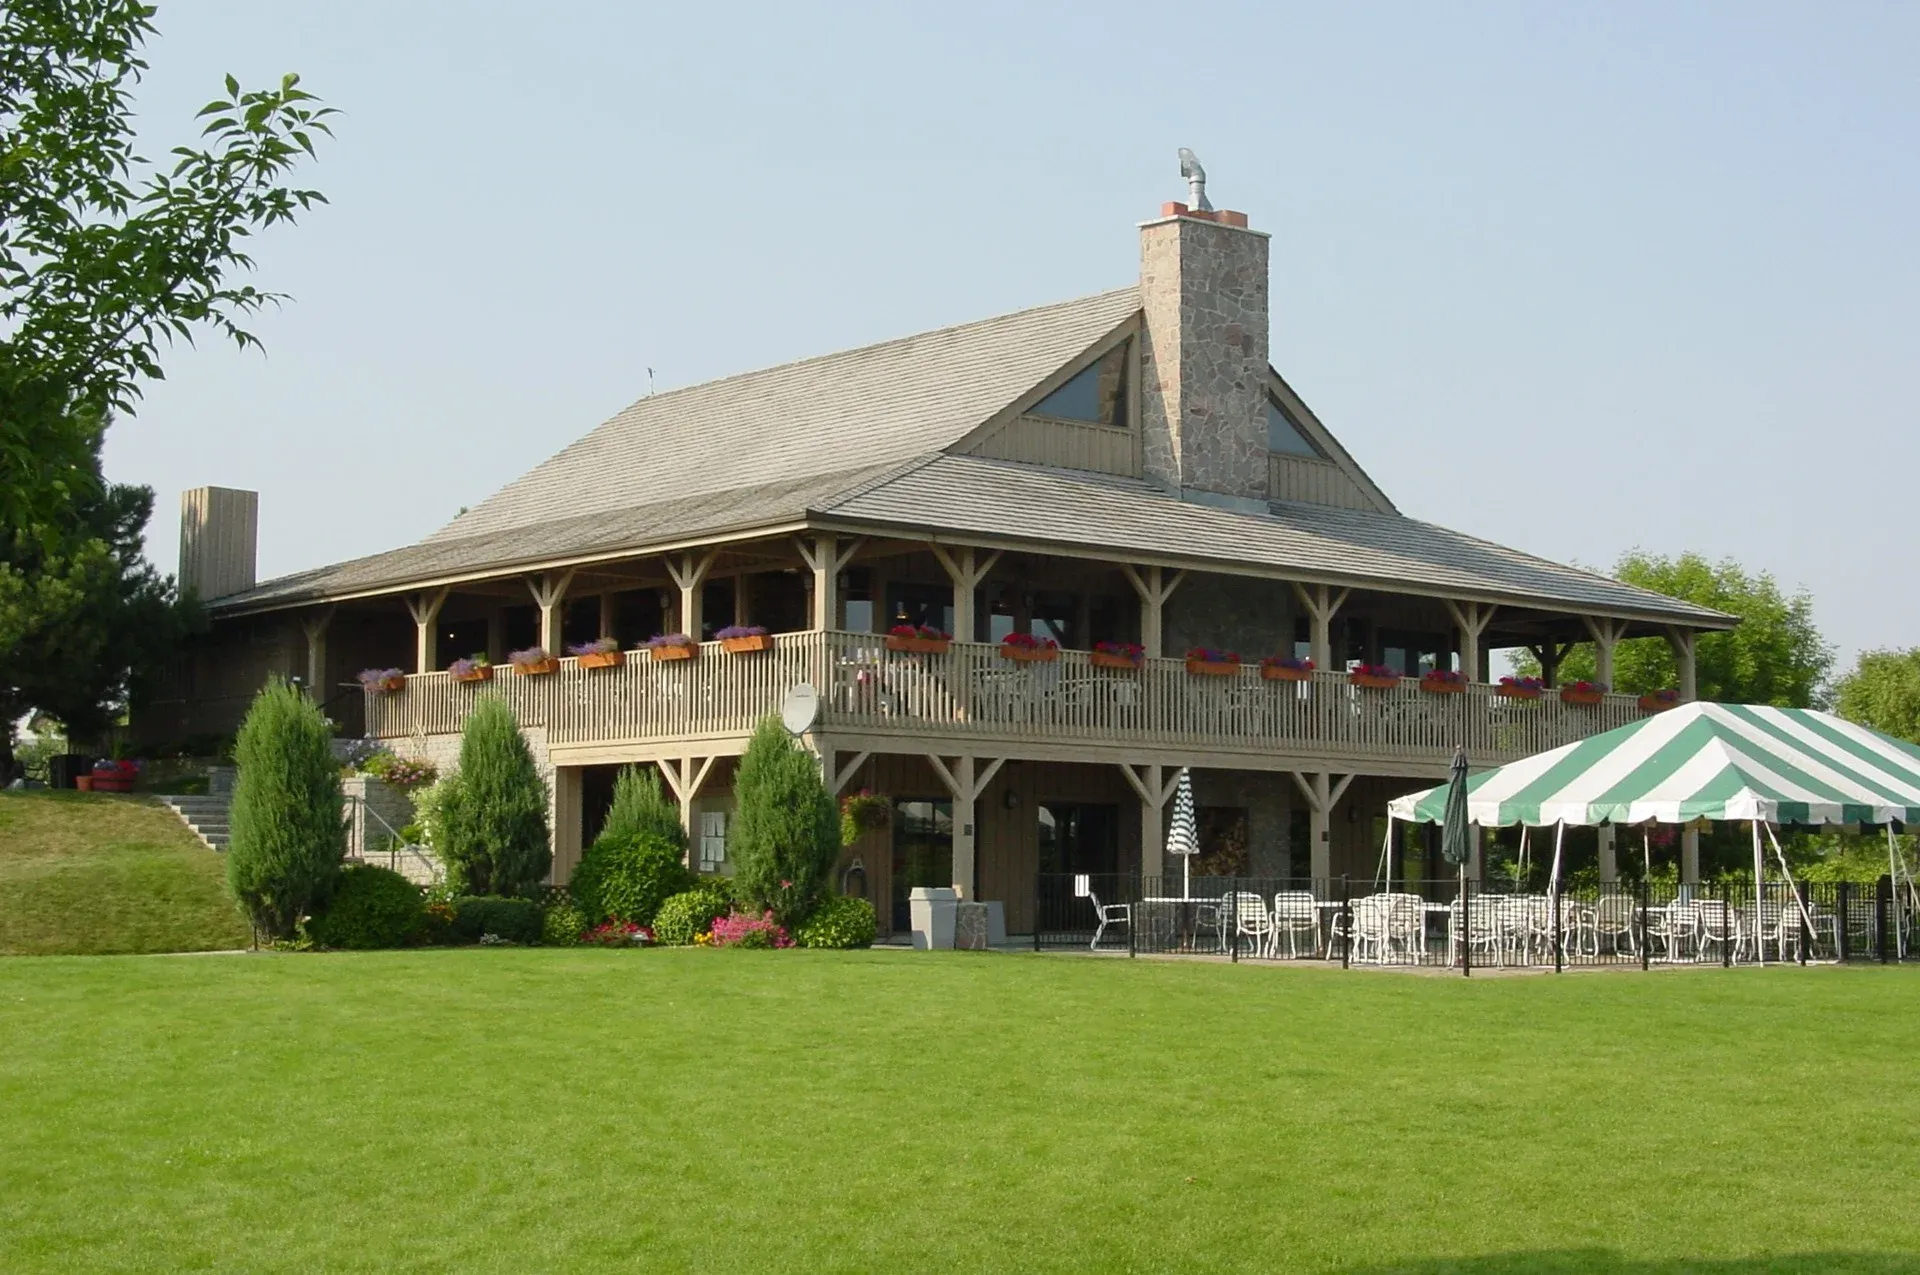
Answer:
[
  {"left": 1139, "top": 214, "right": 1272, "bottom": 504},
  {"left": 1190, "top": 769, "right": 1293, "bottom": 880},
  {"left": 1164, "top": 573, "right": 1295, "bottom": 661}
]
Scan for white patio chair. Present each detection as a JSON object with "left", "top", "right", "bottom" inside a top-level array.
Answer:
[
  {"left": 1350, "top": 895, "right": 1393, "bottom": 963},
  {"left": 1271, "top": 892, "right": 1322, "bottom": 958},
  {"left": 1229, "top": 892, "right": 1276, "bottom": 957},
  {"left": 1696, "top": 899, "right": 1744, "bottom": 963},
  {"left": 1594, "top": 893, "right": 1639, "bottom": 957},
  {"left": 1558, "top": 894, "right": 1599, "bottom": 959},
  {"left": 1386, "top": 893, "right": 1427, "bottom": 963},
  {"left": 1447, "top": 895, "right": 1504, "bottom": 967},
  {"left": 1646, "top": 901, "right": 1697, "bottom": 962},
  {"left": 1191, "top": 896, "right": 1228, "bottom": 953},
  {"left": 1086, "top": 888, "right": 1131, "bottom": 951},
  {"left": 1756, "top": 901, "right": 1799, "bottom": 963}
]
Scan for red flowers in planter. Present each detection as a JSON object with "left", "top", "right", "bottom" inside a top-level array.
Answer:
[
  {"left": 1349, "top": 664, "right": 1401, "bottom": 690},
  {"left": 1001, "top": 632, "right": 1060, "bottom": 663},
  {"left": 885, "top": 625, "right": 950, "bottom": 654},
  {"left": 1185, "top": 648, "right": 1242, "bottom": 676},
  {"left": 1260, "top": 655, "right": 1313, "bottom": 682},
  {"left": 1419, "top": 669, "right": 1467, "bottom": 694}
]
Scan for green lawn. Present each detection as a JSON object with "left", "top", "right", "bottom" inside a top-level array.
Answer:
[
  {"left": 0, "top": 793, "right": 248, "bottom": 955},
  {"left": 0, "top": 952, "right": 1914, "bottom": 1273}
]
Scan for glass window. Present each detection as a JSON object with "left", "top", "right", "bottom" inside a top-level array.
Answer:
[
  {"left": 1032, "top": 590, "right": 1077, "bottom": 649},
  {"left": 886, "top": 582, "right": 954, "bottom": 637},
  {"left": 1039, "top": 803, "right": 1119, "bottom": 876},
  {"left": 891, "top": 799, "right": 953, "bottom": 933},
  {"left": 1031, "top": 343, "right": 1129, "bottom": 428},
  {"left": 1268, "top": 398, "right": 1324, "bottom": 458}
]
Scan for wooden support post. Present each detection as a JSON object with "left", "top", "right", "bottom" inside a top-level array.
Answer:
[
  {"left": 827, "top": 750, "right": 871, "bottom": 797},
  {"left": 485, "top": 609, "right": 505, "bottom": 663},
  {"left": 552, "top": 766, "right": 583, "bottom": 885},
  {"left": 931, "top": 544, "right": 1001, "bottom": 643},
  {"left": 300, "top": 607, "right": 334, "bottom": 703},
  {"left": 1118, "top": 763, "right": 1181, "bottom": 881},
  {"left": 664, "top": 551, "right": 718, "bottom": 641},
  {"left": 1445, "top": 600, "right": 1496, "bottom": 682},
  {"left": 598, "top": 590, "right": 618, "bottom": 642},
  {"left": 526, "top": 570, "right": 576, "bottom": 654},
  {"left": 928, "top": 754, "right": 1005, "bottom": 900},
  {"left": 796, "top": 535, "right": 865, "bottom": 632},
  {"left": 1682, "top": 825, "right": 1701, "bottom": 885},
  {"left": 657, "top": 755, "right": 718, "bottom": 858},
  {"left": 1291, "top": 582, "right": 1350, "bottom": 672},
  {"left": 1598, "top": 824, "right": 1618, "bottom": 883},
  {"left": 1528, "top": 640, "right": 1571, "bottom": 689},
  {"left": 733, "top": 574, "right": 751, "bottom": 627},
  {"left": 1291, "top": 770, "right": 1355, "bottom": 883},
  {"left": 1583, "top": 615, "right": 1631, "bottom": 688},
  {"left": 1666, "top": 626, "right": 1698, "bottom": 702},
  {"left": 406, "top": 588, "right": 449, "bottom": 674},
  {"left": 1122, "top": 565, "right": 1186, "bottom": 659}
]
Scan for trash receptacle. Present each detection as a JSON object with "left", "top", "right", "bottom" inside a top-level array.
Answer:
[{"left": 908, "top": 886, "right": 959, "bottom": 950}]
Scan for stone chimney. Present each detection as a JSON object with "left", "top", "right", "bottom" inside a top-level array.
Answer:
[
  {"left": 1138, "top": 200, "right": 1271, "bottom": 511},
  {"left": 179, "top": 486, "right": 258, "bottom": 600}
]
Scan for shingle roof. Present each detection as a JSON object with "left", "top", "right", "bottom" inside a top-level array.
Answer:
[
  {"left": 426, "top": 287, "right": 1142, "bottom": 543},
  {"left": 813, "top": 454, "right": 1735, "bottom": 627}
]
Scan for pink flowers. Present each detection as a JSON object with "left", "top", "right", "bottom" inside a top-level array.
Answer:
[
  {"left": 708, "top": 910, "right": 793, "bottom": 949},
  {"left": 584, "top": 921, "right": 653, "bottom": 947}
]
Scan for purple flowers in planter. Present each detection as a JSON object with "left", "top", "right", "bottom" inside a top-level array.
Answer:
[
  {"left": 507, "top": 647, "right": 551, "bottom": 668},
  {"left": 714, "top": 625, "right": 768, "bottom": 640},
  {"left": 645, "top": 633, "right": 695, "bottom": 649},
  {"left": 358, "top": 667, "right": 406, "bottom": 693},
  {"left": 566, "top": 637, "right": 621, "bottom": 656}
]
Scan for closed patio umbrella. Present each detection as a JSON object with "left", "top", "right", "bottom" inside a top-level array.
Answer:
[
  {"left": 1440, "top": 747, "right": 1473, "bottom": 973},
  {"left": 1166, "top": 767, "right": 1199, "bottom": 896}
]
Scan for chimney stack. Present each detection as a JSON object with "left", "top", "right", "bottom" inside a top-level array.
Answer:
[
  {"left": 1138, "top": 164, "right": 1271, "bottom": 511},
  {"left": 179, "top": 486, "right": 258, "bottom": 600}
]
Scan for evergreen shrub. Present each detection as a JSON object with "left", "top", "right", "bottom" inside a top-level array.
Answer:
[
  {"left": 539, "top": 888, "right": 588, "bottom": 946},
  {"left": 599, "top": 765, "right": 687, "bottom": 853},
  {"left": 439, "top": 699, "right": 550, "bottom": 896},
  {"left": 451, "top": 895, "right": 543, "bottom": 944},
  {"left": 794, "top": 895, "right": 877, "bottom": 949},
  {"left": 653, "top": 883, "right": 732, "bottom": 946},
  {"left": 309, "top": 864, "right": 425, "bottom": 949},
  {"left": 570, "top": 830, "right": 690, "bottom": 926},
  {"left": 226, "top": 678, "right": 346, "bottom": 939},
  {"left": 731, "top": 717, "right": 839, "bottom": 925}
]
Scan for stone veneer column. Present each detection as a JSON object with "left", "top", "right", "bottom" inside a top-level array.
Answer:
[{"left": 1138, "top": 206, "right": 1272, "bottom": 505}]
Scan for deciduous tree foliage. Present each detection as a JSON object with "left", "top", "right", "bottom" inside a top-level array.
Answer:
[
  {"left": 1832, "top": 648, "right": 1920, "bottom": 744},
  {"left": 730, "top": 717, "right": 840, "bottom": 925},
  {"left": 0, "top": 0, "right": 329, "bottom": 761},
  {"left": 439, "top": 699, "right": 551, "bottom": 897},
  {"left": 1517, "top": 551, "right": 1832, "bottom": 706},
  {"left": 226, "top": 677, "right": 344, "bottom": 939}
]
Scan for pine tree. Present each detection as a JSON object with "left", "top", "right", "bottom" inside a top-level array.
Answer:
[
  {"left": 440, "top": 698, "right": 550, "bottom": 896},
  {"left": 226, "top": 677, "right": 345, "bottom": 939},
  {"left": 599, "top": 764, "right": 687, "bottom": 852},
  {"left": 730, "top": 716, "right": 839, "bottom": 925}
]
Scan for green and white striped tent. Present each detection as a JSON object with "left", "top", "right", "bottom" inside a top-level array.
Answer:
[{"left": 1387, "top": 702, "right": 1920, "bottom": 828}]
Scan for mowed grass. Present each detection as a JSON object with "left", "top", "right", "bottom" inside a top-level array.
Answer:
[
  {"left": 1, "top": 953, "right": 1916, "bottom": 1273},
  {"left": 0, "top": 793, "right": 247, "bottom": 955}
]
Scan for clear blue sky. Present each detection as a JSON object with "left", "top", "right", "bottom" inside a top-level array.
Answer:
[{"left": 105, "top": 1, "right": 1919, "bottom": 668}]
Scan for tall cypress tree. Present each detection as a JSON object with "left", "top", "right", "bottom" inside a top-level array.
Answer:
[
  {"left": 731, "top": 716, "right": 839, "bottom": 924},
  {"left": 440, "top": 698, "right": 550, "bottom": 896},
  {"left": 226, "top": 678, "right": 344, "bottom": 939},
  {"left": 599, "top": 764, "right": 687, "bottom": 852}
]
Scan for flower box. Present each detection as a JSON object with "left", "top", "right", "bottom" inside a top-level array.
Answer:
[
  {"left": 1186, "top": 659, "right": 1241, "bottom": 677},
  {"left": 1090, "top": 650, "right": 1143, "bottom": 671},
  {"left": 1496, "top": 685, "right": 1541, "bottom": 701},
  {"left": 74, "top": 775, "right": 94, "bottom": 792},
  {"left": 1419, "top": 676, "right": 1466, "bottom": 695},
  {"left": 513, "top": 657, "right": 560, "bottom": 676},
  {"left": 451, "top": 665, "right": 494, "bottom": 684},
  {"left": 1639, "top": 693, "right": 1680, "bottom": 712},
  {"left": 370, "top": 675, "right": 405, "bottom": 694},
  {"left": 886, "top": 635, "right": 950, "bottom": 655},
  {"left": 1560, "top": 687, "right": 1604, "bottom": 706},
  {"left": 651, "top": 643, "right": 696, "bottom": 662},
  {"left": 722, "top": 634, "right": 775, "bottom": 654},
  {"left": 1261, "top": 665, "right": 1312, "bottom": 683},
  {"left": 1349, "top": 672, "right": 1400, "bottom": 690},
  {"left": 1002, "top": 646, "right": 1059, "bottom": 664},
  {"left": 576, "top": 650, "right": 625, "bottom": 670}
]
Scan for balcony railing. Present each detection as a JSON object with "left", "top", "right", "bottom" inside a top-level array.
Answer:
[{"left": 365, "top": 632, "right": 1646, "bottom": 766}]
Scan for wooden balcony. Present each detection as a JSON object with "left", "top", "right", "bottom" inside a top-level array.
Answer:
[{"left": 365, "top": 632, "right": 1647, "bottom": 774}]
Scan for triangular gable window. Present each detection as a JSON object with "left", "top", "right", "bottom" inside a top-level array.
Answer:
[
  {"left": 1031, "top": 342, "right": 1129, "bottom": 428},
  {"left": 1268, "top": 397, "right": 1324, "bottom": 458}
]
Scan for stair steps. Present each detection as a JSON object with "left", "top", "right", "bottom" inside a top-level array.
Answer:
[{"left": 159, "top": 795, "right": 232, "bottom": 851}]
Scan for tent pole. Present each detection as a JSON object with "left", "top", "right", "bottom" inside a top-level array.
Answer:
[
  {"left": 1548, "top": 820, "right": 1565, "bottom": 896},
  {"left": 1889, "top": 825, "right": 1906, "bottom": 959},
  {"left": 1517, "top": 826, "right": 1530, "bottom": 889},
  {"left": 1751, "top": 819, "right": 1765, "bottom": 968},
  {"left": 1761, "top": 822, "right": 1818, "bottom": 952},
  {"left": 1376, "top": 816, "right": 1393, "bottom": 892},
  {"left": 1642, "top": 827, "right": 1652, "bottom": 881}
]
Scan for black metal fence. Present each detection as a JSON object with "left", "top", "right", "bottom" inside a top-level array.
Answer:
[{"left": 1035, "top": 873, "right": 1918, "bottom": 970}]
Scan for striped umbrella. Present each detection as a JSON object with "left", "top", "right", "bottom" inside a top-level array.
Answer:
[
  {"left": 1166, "top": 767, "right": 1200, "bottom": 896},
  {"left": 1388, "top": 703, "right": 1920, "bottom": 828}
]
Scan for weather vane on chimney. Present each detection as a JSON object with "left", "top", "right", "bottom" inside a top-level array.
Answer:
[{"left": 1177, "top": 148, "right": 1213, "bottom": 212}]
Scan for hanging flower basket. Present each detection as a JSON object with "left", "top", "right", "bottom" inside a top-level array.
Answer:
[
  {"left": 1560, "top": 680, "right": 1607, "bottom": 706},
  {"left": 1185, "top": 649, "right": 1241, "bottom": 677},
  {"left": 358, "top": 668, "right": 406, "bottom": 695},
  {"left": 885, "top": 625, "right": 950, "bottom": 654},
  {"left": 510, "top": 648, "right": 559, "bottom": 676},
  {"left": 1496, "top": 677, "right": 1543, "bottom": 701},
  {"left": 1090, "top": 641, "right": 1145, "bottom": 671},
  {"left": 1420, "top": 670, "right": 1466, "bottom": 695},
  {"left": 569, "top": 638, "right": 624, "bottom": 669},
  {"left": 1260, "top": 655, "right": 1313, "bottom": 683},
  {"left": 1349, "top": 665, "right": 1400, "bottom": 690},
  {"left": 1001, "top": 634, "right": 1059, "bottom": 664},
  {"left": 647, "top": 635, "right": 697, "bottom": 662},
  {"left": 717, "top": 625, "right": 774, "bottom": 654},
  {"left": 449, "top": 658, "right": 493, "bottom": 684},
  {"left": 1639, "top": 689, "right": 1681, "bottom": 712}
]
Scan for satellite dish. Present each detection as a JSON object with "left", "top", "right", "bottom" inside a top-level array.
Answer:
[{"left": 780, "top": 683, "right": 820, "bottom": 736}]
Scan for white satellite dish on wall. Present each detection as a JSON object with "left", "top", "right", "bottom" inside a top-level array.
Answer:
[{"left": 780, "top": 683, "right": 820, "bottom": 736}]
